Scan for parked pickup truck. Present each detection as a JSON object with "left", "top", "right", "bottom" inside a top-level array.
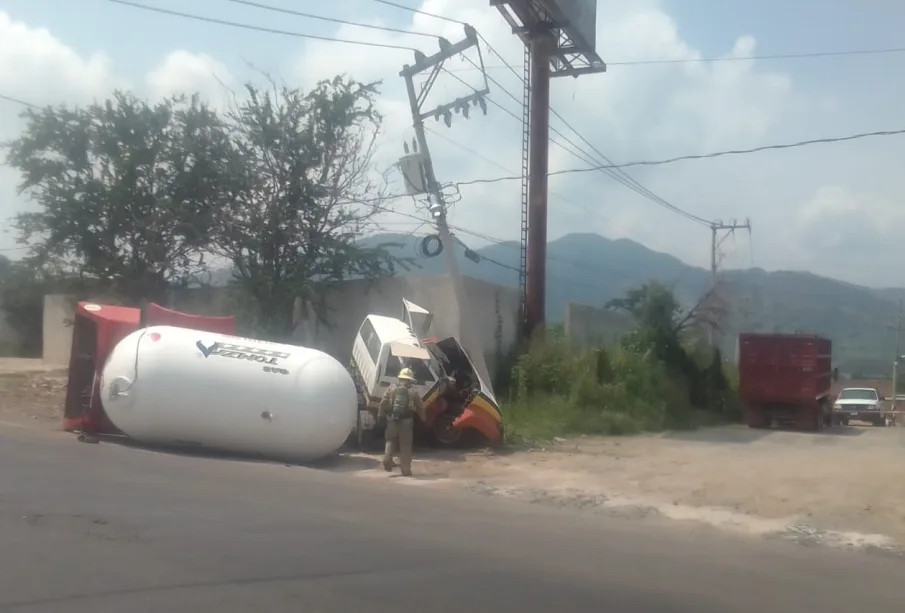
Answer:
[{"left": 832, "top": 388, "right": 895, "bottom": 427}]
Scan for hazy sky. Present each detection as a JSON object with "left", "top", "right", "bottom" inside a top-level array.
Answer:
[{"left": 1, "top": 0, "right": 904, "bottom": 286}]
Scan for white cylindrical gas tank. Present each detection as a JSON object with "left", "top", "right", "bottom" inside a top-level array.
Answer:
[{"left": 99, "top": 325, "right": 357, "bottom": 462}]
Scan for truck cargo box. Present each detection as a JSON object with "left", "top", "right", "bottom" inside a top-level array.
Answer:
[{"left": 737, "top": 333, "right": 833, "bottom": 430}]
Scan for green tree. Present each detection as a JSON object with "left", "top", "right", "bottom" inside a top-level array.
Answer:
[
  {"left": 607, "top": 282, "right": 728, "bottom": 408},
  {"left": 212, "top": 77, "right": 399, "bottom": 338},
  {"left": 4, "top": 91, "right": 229, "bottom": 303}
]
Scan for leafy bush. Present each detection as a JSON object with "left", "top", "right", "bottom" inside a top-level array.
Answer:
[{"left": 500, "top": 330, "right": 737, "bottom": 443}]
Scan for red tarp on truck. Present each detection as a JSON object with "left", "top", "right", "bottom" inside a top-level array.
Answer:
[
  {"left": 737, "top": 332, "right": 833, "bottom": 430},
  {"left": 63, "top": 301, "right": 237, "bottom": 434}
]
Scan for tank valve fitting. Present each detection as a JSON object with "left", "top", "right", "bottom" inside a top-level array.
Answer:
[{"left": 108, "top": 376, "right": 132, "bottom": 399}]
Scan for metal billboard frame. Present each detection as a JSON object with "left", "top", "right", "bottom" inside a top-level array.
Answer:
[{"left": 491, "top": 0, "right": 606, "bottom": 78}]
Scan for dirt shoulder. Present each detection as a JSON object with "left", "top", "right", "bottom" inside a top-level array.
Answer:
[
  {"left": 0, "top": 366, "right": 67, "bottom": 428},
  {"left": 366, "top": 425, "right": 905, "bottom": 553}
]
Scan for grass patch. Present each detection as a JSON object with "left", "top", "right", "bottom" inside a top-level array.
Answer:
[{"left": 498, "top": 330, "right": 738, "bottom": 445}]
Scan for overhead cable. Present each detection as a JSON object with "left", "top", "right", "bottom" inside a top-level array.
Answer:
[
  {"left": 223, "top": 0, "right": 439, "bottom": 39},
  {"left": 456, "top": 128, "right": 905, "bottom": 186},
  {"left": 106, "top": 0, "right": 418, "bottom": 51}
]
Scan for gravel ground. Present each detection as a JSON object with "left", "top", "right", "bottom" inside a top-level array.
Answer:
[
  {"left": 355, "top": 425, "right": 905, "bottom": 553},
  {"left": 0, "top": 365, "right": 67, "bottom": 427}
]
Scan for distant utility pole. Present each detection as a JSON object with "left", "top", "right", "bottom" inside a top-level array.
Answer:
[
  {"left": 398, "top": 26, "right": 494, "bottom": 390},
  {"left": 888, "top": 299, "right": 902, "bottom": 410},
  {"left": 710, "top": 219, "right": 752, "bottom": 286},
  {"left": 708, "top": 218, "right": 751, "bottom": 346}
]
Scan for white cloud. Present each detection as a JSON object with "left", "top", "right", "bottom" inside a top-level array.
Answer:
[
  {"left": 145, "top": 50, "right": 234, "bottom": 109},
  {"left": 796, "top": 185, "right": 905, "bottom": 247},
  {"left": 0, "top": 11, "right": 115, "bottom": 106}
]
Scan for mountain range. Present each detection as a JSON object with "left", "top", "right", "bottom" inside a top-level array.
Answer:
[{"left": 364, "top": 232, "right": 900, "bottom": 376}]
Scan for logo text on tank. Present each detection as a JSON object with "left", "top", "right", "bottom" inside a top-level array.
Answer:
[{"left": 196, "top": 340, "right": 290, "bottom": 366}]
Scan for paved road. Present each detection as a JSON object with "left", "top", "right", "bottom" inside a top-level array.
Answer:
[{"left": 0, "top": 425, "right": 903, "bottom": 612}]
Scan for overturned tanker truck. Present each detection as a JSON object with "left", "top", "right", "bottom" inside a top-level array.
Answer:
[
  {"left": 348, "top": 298, "right": 504, "bottom": 450},
  {"left": 66, "top": 301, "right": 357, "bottom": 462},
  {"left": 100, "top": 326, "right": 357, "bottom": 462}
]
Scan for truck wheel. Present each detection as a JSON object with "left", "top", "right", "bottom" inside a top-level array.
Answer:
[
  {"left": 810, "top": 412, "right": 823, "bottom": 433},
  {"left": 431, "top": 413, "right": 463, "bottom": 448},
  {"left": 356, "top": 411, "right": 366, "bottom": 449},
  {"left": 356, "top": 411, "right": 380, "bottom": 451}
]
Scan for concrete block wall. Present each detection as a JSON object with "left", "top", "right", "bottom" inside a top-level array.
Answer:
[
  {"left": 42, "top": 294, "right": 76, "bottom": 366},
  {"left": 292, "top": 274, "right": 520, "bottom": 381},
  {"left": 40, "top": 274, "right": 520, "bottom": 381},
  {"left": 0, "top": 302, "right": 22, "bottom": 353}
]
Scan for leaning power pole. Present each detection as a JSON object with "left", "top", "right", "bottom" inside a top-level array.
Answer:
[
  {"left": 493, "top": 1, "right": 607, "bottom": 339},
  {"left": 397, "top": 26, "right": 494, "bottom": 391}
]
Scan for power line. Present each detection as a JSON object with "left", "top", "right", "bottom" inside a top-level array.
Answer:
[
  {"left": 444, "top": 45, "right": 905, "bottom": 72},
  {"left": 608, "top": 46, "right": 905, "bottom": 66},
  {"left": 467, "top": 38, "right": 711, "bottom": 225},
  {"left": 7, "top": 87, "right": 897, "bottom": 196},
  {"left": 424, "top": 125, "right": 626, "bottom": 231},
  {"left": 374, "top": 204, "right": 636, "bottom": 281},
  {"left": 223, "top": 0, "right": 439, "bottom": 39},
  {"left": 441, "top": 58, "right": 711, "bottom": 225},
  {"left": 106, "top": 0, "right": 418, "bottom": 51},
  {"left": 0, "top": 93, "right": 39, "bottom": 108},
  {"left": 370, "top": 0, "right": 463, "bottom": 26},
  {"left": 456, "top": 128, "right": 905, "bottom": 187}
]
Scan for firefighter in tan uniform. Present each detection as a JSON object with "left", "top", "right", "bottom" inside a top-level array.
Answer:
[{"left": 378, "top": 367, "right": 426, "bottom": 477}]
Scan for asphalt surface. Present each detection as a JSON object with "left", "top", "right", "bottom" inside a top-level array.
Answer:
[{"left": 1, "top": 425, "right": 903, "bottom": 612}]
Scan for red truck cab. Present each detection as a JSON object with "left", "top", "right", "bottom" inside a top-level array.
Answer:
[{"left": 738, "top": 333, "right": 836, "bottom": 431}]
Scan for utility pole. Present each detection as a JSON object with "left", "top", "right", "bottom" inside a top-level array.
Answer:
[
  {"left": 524, "top": 32, "right": 554, "bottom": 338},
  {"left": 710, "top": 219, "right": 752, "bottom": 285},
  {"left": 398, "top": 26, "right": 494, "bottom": 391},
  {"left": 493, "top": 1, "right": 607, "bottom": 339},
  {"left": 708, "top": 218, "right": 751, "bottom": 346},
  {"left": 888, "top": 299, "right": 902, "bottom": 410}
]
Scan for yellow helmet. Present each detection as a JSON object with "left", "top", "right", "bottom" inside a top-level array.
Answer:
[{"left": 398, "top": 367, "right": 416, "bottom": 382}]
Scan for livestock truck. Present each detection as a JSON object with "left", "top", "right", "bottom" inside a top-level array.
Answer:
[{"left": 737, "top": 333, "right": 837, "bottom": 431}]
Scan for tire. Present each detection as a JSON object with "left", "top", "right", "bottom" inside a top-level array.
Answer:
[
  {"left": 356, "top": 410, "right": 381, "bottom": 451},
  {"left": 356, "top": 411, "right": 366, "bottom": 449},
  {"left": 430, "top": 413, "right": 463, "bottom": 448}
]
